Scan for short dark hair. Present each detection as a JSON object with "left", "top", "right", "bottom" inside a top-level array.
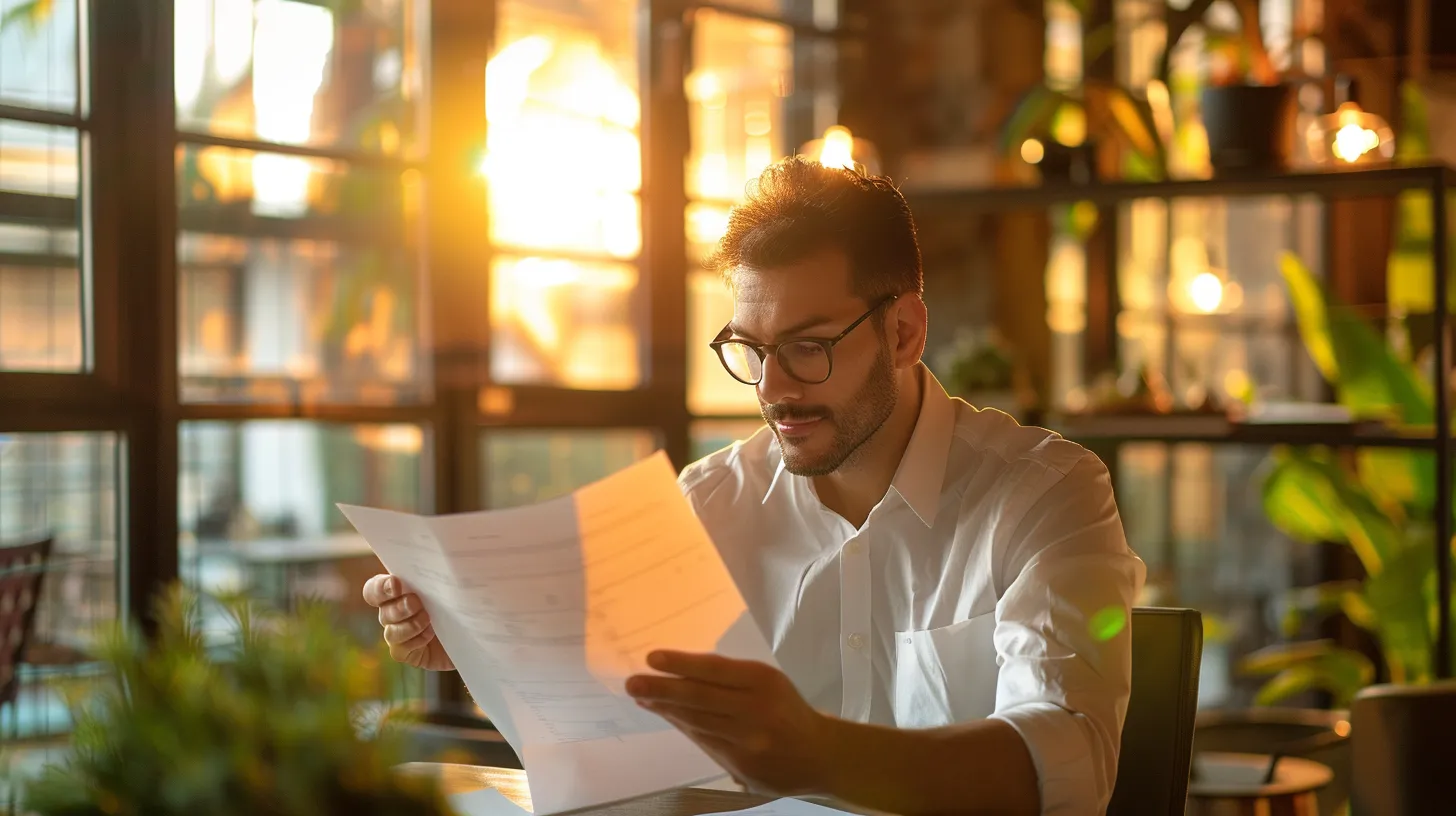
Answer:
[{"left": 704, "top": 156, "right": 924, "bottom": 302}]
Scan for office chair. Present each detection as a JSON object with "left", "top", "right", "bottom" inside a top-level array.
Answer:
[{"left": 1107, "top": 607, "right": 1203, "bottom": 816}]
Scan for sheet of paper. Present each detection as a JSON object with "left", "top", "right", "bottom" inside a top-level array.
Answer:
[
  {"left": 339, "top": 451, "right": 778, "bottom": 815},
  {"left": 697, "top": 798, "right": 850, "bottom": 816},
  {"left": 448, "top": 788, "right": 532, "bottom": 816}
]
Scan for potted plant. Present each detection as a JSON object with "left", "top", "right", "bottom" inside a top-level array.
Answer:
[
  {"left": 1195, "top": 0, "right": 1310, "bottom": 176},
  {"left": 932, "top": 327, "right": 1030, "bottom": 420},
  {"left": 1182, "top": 253, "right": 1450, "bottom": 816},
  {"left": 16, "top": 586, "right": 453, "bottom": 816},
  {"left": 1248, "top": 253, "right": 1450, "bottom": 707}
]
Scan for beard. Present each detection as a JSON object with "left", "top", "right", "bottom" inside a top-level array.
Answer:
[{"left": 762, "top": 342, "right": 899, "bottom": 477}]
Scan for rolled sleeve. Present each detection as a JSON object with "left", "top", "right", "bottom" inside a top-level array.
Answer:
[
  {"left": 991, "top": 702, "right": 1102, "bottom": 814},
  {"left": 991, "top": 454, "right": 1146, "bottom": 814}
]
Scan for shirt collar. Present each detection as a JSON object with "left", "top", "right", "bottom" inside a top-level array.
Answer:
[{"left": 761, "top": 364, "right": 956, "bottom": 528}]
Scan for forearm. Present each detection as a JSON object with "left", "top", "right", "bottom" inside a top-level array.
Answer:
[{"left": 812, "top": 715, "right": 1040, "bottom": 816}]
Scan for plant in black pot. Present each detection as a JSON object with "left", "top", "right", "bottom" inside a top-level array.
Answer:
[
  {"left": 1195, "top": 0, "right": 1309, "bottom": 176},
  {"left": 17, "top": 586, "right": 452, "bottom": 816}
]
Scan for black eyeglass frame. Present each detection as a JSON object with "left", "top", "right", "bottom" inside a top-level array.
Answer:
[{"left": 708, "top": 294, "right": 901, "bottom": 386}]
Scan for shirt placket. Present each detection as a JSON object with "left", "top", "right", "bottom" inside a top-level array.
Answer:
[{"left": 837, "top": 530, "right": 872, "bottom": 722}]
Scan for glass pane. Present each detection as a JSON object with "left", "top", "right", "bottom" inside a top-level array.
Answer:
[
  {"left": 177, "top": 144, "right": 428, "bottom": 403},
  {"left": 481, "top": 429, "right": 659, "bottom": 509},
  {"left": 485, "top": 0, "right": 641, "bottom": 258},
  {"left": 690, "top": 419, "right": 763, "bottom": 463},
  {"left": 178, "top": 420, "right": 428, "bottom": 681},
  {"left": 0, "top": 0, "right": 79, "bottom": 113},
  {"left": 688, "top": 269, "right": 759, "bottom": 416},
  {"left": 686, "top": 9, "right": 792, "bottom": 202},
  {"left": 174, "top": 0, "right": 428, "bottom": 157},
  {"left": 0, "top": 432, "right": 120, "bottom": 740},
  {"left": 490, "top": 255, "right": 642, "bottom": 390},
  {"left": 0, "top": 121, "right": 83, "bottom": 372}
]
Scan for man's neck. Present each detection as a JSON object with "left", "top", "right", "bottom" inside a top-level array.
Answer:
[{"left": 813, "top": 368, "right": 925, "bottom": 528}]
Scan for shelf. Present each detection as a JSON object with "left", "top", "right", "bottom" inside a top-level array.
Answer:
[
  {"left": 907, "top": 164, "right": 1456, "bottom": 213},
  {"left": 1049, "top": 413, "right": 1440, "bottom": 449}
]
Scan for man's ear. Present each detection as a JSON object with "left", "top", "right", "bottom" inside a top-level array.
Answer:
[{"left": 891, "top": 295, "right": 928, "bottom": 369}]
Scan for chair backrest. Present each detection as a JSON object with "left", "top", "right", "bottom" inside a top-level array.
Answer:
[
  {"left": 0, "top": 537, "right": 52, "bottom": 706},
  {"left": 1107, "top": 607, "right": 1203, "bottom": 816}
]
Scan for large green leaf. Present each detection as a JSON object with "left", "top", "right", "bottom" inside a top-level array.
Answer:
[
  {"left": 1260, "top": 448, "right": 1397, "bottom": 573},
  {"left": 1280, "top": 253, "right": 1434, "bottom": 424},
  {"left": 1364, "top": 542, "right": 1436, "bottom": 683},
  {"left": 1242, "top": 642, "right": 1375, "bottom": 708},
  {"left": 1261, "top": 450, "right": 1346, "bottom": 544},
  {"left": 1358, "top": 447, "right": 1435, "bottom": 516}
]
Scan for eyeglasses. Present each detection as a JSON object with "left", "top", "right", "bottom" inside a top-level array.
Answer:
[{"left": 709, "top": 295, "right": 899, "bottom": 386}]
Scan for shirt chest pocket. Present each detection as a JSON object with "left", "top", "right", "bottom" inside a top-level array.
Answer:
[{"left": 893, "top": 611, "right": 999, "bottom": 729}]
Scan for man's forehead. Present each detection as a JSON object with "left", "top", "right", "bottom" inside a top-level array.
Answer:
[{"left": 727, "top": 266, "right": 864, "bottom": 340}]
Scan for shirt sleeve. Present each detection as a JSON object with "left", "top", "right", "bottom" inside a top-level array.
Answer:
[{"left": 986, "top": 453, "right": 1146, "bottom": 815}]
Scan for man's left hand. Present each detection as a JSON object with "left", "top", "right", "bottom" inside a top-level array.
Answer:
[{"left": 625, "top": 651, "right": 833, "bottom": 796}]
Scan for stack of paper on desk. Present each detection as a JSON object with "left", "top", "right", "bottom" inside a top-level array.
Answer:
[{"left": 339, "top": 452, "right": 777, "bottom": 815}]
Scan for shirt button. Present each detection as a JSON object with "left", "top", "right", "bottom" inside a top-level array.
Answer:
[
  {"left": 845, "top": 542, "right": 862, "bottom": 556},
  {"left": 847, "top": 632, "right": 865, "bottom": 650}
]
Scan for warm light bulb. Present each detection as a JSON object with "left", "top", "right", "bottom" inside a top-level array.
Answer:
[
  {"left": 1020, "top": 138, "right": 1045, "bottom": 164},
  {"left": 1188, "top": 272, "right": 1224, "bottom": 313},
  {"left": 1307, "top": 102, "right": 1395, "bottom": 167},
  {"left": 818, "top": 126, "right": 856, "bottom": 170},
  {"left": 1332, "top": 122, "right": 1380, "bottom": 163}
]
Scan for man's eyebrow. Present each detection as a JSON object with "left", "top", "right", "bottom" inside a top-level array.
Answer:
[{"left": 727, "top": 314, "right": 837, "bottom": 342}]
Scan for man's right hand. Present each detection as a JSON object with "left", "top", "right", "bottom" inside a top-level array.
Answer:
[{"left": 362, "top": 574, "right": 455, "bottom": 671}]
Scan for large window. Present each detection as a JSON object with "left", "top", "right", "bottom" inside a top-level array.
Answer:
[
  {"left": 484, "top": 0, "right": 646, "bottom": 390},
  {"left": 0, "top": 0, "right": 853, "bottom": 756},
  {"left": 170, "top": 0, "right": 432, "bottom": 681}
]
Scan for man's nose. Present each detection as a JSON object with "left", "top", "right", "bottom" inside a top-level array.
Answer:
[{"left": 756, "top": 353, "right": 802, "bottom": 406}]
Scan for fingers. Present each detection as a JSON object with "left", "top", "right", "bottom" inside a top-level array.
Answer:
[
  {"left": 640, "top": 701, "right": 739, "bottom": 742},
  {"left": 646, "top": 651, "right": 772, "bottom": 689},
  {"left": 383, "top": 613, "right": 432, "bottom": 646},
  {"left": 377, "top": 593, "right": 426, "bottom": 625},
  {"left": 389, "top": 624, "right": 439, "bottom": 665},
  {"left": 362, "top": 573, "right": 403, "bottom": 607},
  {"left": 626, "top": 675, "right": 748, "bottom": 716}
]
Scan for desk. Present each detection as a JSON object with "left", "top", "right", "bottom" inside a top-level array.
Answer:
[{"left": 395, "top": 763, "right": 775, "bottom": 816}]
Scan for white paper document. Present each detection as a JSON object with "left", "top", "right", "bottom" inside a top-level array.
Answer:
[
  {"left": 339, "top": 452, "right": 778, "bottom": 815},
  {"left": 448, "top": 788, "right": 531, "bottom": 816},
  {"left": 697, "top": 798, "right": 849, "bottom": 816}
]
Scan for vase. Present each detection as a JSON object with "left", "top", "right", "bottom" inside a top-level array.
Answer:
[{"left": 1200, "top": 84, "right": 1297, "bottom": 176}]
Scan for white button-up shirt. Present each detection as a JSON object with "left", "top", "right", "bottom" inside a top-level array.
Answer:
[{"left": 679, "top": 365, "right": 1146, "bottom": 814}]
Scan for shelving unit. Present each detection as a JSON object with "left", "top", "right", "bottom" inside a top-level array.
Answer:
[{"left": 910, "top": 163, "right": 1454, "bottom": 680}]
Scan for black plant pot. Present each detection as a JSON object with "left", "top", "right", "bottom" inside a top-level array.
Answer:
[
  {"left": 1037, "top": 140, "right": 1098, "bottom": 185},
  {"left": 1200, "top": 84, "right": 1297, "bottom": 176}
]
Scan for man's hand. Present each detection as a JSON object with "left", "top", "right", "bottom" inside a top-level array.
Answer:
[
  {"left": 625, "top": 651, "right": 831, "bottom": 796},
  {"left": 361, "top": 574, "right": 455, "bottom": 671}
]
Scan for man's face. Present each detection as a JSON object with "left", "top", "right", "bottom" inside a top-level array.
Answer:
[{"left": 726, "top": 249, "right": 899, "bottom": 477}]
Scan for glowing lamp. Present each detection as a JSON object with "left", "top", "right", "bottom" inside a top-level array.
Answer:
[
  {"left": 799, "top": 125, "right": 881, "bottom": 175},
  {"left": 1307, "top": 102, "right": 1395, "bottom": 167}
]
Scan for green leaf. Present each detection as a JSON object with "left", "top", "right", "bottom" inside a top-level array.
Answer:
[
  {"left": 1357, "top": 448, "right": 1435, "bottom": 515},
  {"left": 1259, "top": 448, "right": 1397, "bottom": 574},
  {"left": 1281, "top": 580, "right": 1363, "bottom": 637},
  {"left": 1261, "top": 450, "right": 1346, "bottom": 544},
  {"left": 1241, "top": 643, "right": 1374, "bottom": 708},
  {"left": 0, "top": 0, "right": 52, "bottom": 34},
  {"left": 1365, "top": 543, "right": 1436, "bottom": 684},
  {"left": 1280, "top": 252, "right": 1433, "bottom": 425}
]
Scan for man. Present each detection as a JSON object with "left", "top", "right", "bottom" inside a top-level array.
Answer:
[{"left": 364, "top": 157, "right": 1145, "bottom": 814}]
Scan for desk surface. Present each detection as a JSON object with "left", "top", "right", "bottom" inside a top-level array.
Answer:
[{"left": 395, "top": 763, "right": 776, "bottom": 816}]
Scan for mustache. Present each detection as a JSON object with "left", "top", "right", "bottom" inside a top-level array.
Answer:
[{"left": 761, "top": 405, "right": 830, "bottom": 422}]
